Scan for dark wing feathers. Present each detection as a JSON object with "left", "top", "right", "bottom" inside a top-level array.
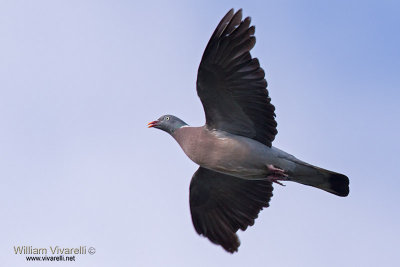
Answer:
[
  {"left": 189, "top": 9, "right": 277, "bottom": 253},
  {"left": 197, "top": 9, "right": 277, "bottom": 146},
  {"left": 189, "top": 167, "right": 273, "bottom": 253}
]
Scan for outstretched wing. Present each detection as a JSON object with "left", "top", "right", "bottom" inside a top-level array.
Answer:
[
  {"left": 189, "top": 167, "right": 273, "bottom": 253},
  {"left": 196, "top": 9, "right": 277, "bottom": 147}
]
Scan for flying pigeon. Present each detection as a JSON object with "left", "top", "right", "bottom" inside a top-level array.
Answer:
[{"left": 148, "top": 8, "right": 349, "bottom": 253}]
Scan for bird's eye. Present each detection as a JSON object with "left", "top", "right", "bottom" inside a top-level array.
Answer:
[{"left": 166, "top": 116, "right": 170, "bottom": 121}]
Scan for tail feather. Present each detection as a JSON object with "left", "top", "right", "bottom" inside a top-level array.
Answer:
[
  {"left": 270, "top": 147, "right": 349, "bottom": 196},
  {"left": 328, "top": 172, "right": 349, "bottom": 197},
  {"left": 289, "top": 164, "right": 350, "bottom": 197}
]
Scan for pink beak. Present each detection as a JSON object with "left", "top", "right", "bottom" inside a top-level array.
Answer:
[{"left": 147, "top": 120, "right": 159, "bottom": 128}]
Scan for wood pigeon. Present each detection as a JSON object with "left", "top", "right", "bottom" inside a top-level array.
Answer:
[{"left": 148, "top": 9, "right": 349, "bottom": 253}]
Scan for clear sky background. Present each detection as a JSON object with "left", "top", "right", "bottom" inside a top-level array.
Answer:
[{"left": 0, "top": 0, "right": 399, "bottom": 266}]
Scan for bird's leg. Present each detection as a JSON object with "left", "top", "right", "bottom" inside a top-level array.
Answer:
[{"left": 266, "top": 164, "right": 288, "bottom": 186}]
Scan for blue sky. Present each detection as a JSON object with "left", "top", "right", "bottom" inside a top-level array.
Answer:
[{"left": 0, "top": 0, "right": 399, "bottom": 266}]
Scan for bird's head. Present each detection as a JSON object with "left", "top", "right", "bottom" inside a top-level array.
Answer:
[{"left": 147, "top": 115, "right": 188, "bottom": 135}]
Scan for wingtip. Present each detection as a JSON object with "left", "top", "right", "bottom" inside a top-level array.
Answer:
[
  {"left": 226, "top": 8, "right": 234, "bottom": 17},
  {"left": 244, "top": 16, "right": 251, "bottom": 24},
  {"left": 226, "top": 8, "right": 243, "bottom": 17},
  {"left": 223, "top": 234, "right": 240, "bottom": 254}
]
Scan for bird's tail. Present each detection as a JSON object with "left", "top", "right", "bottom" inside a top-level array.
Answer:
[{"left": 289, "top": 163, "right": 349, "bottom": 197}]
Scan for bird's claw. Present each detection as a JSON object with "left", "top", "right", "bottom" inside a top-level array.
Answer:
[
  {"left": 267, "top": 164, "right": 288, "bottom": 186},
  {"left": 269, "top": 177, "right": 286, "bottom": 186}
]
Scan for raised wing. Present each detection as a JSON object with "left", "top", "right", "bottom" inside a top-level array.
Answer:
[
  {"left": 196, "top": 9, "right": 277, "bottom": 147},
  {"left": 189, "top": 167, "right": 273, "bottom": 253}
]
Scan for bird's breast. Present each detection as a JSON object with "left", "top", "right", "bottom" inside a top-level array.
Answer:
[{"left": 173, "top": 127, "right": 272, "bottom": 178}]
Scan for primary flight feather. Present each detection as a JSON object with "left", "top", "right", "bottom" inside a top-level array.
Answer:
[{"left": 148, "top": 8, "right": 349, "bottom": 253}]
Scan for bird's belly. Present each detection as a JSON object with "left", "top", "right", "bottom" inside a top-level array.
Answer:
[{"left": 186, "top": 132, "right": 274, "bottom": 179}]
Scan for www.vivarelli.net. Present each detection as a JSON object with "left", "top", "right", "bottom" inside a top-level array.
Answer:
[{"left": 13, "top": 245, "right": 96, "bottom": 262}]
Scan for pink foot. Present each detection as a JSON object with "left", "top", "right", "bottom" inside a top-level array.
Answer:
[{"left": 267, "top": 164, "right": 288, "bottom": 186}]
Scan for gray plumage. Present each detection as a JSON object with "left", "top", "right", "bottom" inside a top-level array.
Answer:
[{"left": 148, "top": 9, "right": 349, "bottom": 253}]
